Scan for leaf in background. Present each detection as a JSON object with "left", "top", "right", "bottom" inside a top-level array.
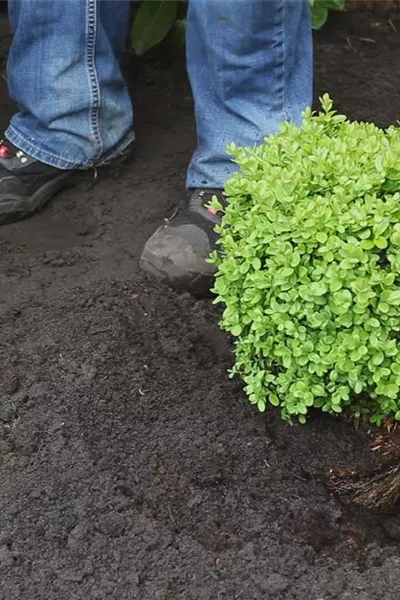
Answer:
[
  {"left": 311, "top": 2, "right": 328, "bottom": 30},
  {"left": 131, "top": 0, "right": 178, "bottom": 57},
  {"left": 176, "top": 0, "right": 188, "bottom": 20},
  {"left": 324, "top": 0, "right": 345, "bottom": 9},
  {"left": 164, "top": 19, "right": 186, "bottom": 58}
]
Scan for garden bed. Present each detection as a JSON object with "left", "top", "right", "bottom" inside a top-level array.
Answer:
[{"left": 1, "top": 10, "right": 400, "bottom": 600}]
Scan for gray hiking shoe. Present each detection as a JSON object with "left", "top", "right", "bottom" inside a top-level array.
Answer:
[
  {"left": 140, "top": 188, "right": 225, "bottom": 296},
  {"left": 0, "top": 137, "right": 133, "bottom": 226}
]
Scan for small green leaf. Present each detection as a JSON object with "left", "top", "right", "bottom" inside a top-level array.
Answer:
[
  {"left": 361, "top": 239, "right": 375, "bottom": 250},
  {"left": 390, "top": 232, "right": 400, "bottom": 246},
  {"left": 257, "top": 400, "right": 266, "bottom": 413},
  {"left": 316, "top": 232, "right": 328, "bottom": 243},
  {"left": 310, "top": 281, "right": 327, "bottom": 296},
  {"left": 372, "top": 352, "right": 384, "bottom": 366},
  {"left": 252, "top": 257, "right": 262, "bottom": 270},
  {"left": 231, "top": 324, "right": 242, "bottom": 337},
  {"left": 386, "top": 168, "right": 400, "bottom": 181},
  {"left": 374, "top": 237, "right": 388, "bottom": 249},
  {"left": 385, "top": 290, "right": 400, "bottom": 305},
  {"left": 269, "top": 394, "right": 280, "bottom": 407},
  {"left": 366, "top": 318, "right": 380, "bottom": 328},
  {"left": 378, "top": 302, "right": 390, "bottom": 314},
  {"left": 354, "top": 381, "right": 363, "bottom": 394},
  {"left": 330, "top": 279, "right": 342, "bottom": 292},
  {"left": 312, "top": 385, "right": 325, "bottom": 396}
]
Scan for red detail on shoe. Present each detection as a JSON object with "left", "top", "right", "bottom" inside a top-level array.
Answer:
[
  {"left": 207, "top": 206, "right": 219, "bottom": 216},
  {"left": 0, "top": 145, "right": 9, "bottom": 158}
]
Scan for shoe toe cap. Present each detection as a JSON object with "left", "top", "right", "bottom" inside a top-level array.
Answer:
[{"left": 140, "top": 223, "right": 216, "bottom": 295}]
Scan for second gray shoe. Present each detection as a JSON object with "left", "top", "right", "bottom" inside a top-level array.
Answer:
[{"left": 140, "top": 188, "right": 225, "bottom": 296}]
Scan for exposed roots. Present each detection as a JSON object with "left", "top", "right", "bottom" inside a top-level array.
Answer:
[
  {"left": 327, "top": 423, "right": 400, "bottom": 512},
  {"left": 328, "top": 464, "right": 400, "bottom": 512}
]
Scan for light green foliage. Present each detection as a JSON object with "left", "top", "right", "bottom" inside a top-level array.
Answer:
[{"left": 210, "top": 95, "right": 400, "bottom": 425}]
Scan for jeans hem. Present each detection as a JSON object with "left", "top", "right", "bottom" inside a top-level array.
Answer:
[{"left": 5, "top": 126, "right": 135, "bottom": 170}]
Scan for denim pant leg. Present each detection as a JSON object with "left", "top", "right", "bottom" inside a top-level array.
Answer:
[
  {"left": 5, "top": 0, "right": 133, "bottom": 170},
  {"left": 186, "top": 0, "right": 313, "bottom": 189}
]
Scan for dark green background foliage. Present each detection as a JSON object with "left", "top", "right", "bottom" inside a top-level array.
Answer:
[
  {"left": 131, "top": 0, "right": 345, "bottom": 57},
  {"left": 310, "top": 0, "right": 345, "bottom": 29},
  {"left": 131, "top": 0, "right": 187, "bottom": 56},
  {"left": 210, "top": 96, "right": 400, "bottom": 425}
]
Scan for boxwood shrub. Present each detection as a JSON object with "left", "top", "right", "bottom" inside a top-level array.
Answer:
[{"left": 210, "top": 95, "right": 400, "bottom": 425}]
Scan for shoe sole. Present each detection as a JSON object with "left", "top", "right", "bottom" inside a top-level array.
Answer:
[{"left": 0, "top": 172, "right": 74, "bottom": 225}]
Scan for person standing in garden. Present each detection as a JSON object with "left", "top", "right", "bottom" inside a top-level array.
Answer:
[{"left": 0, "top": 0, "right": 312, "bottom": 294}]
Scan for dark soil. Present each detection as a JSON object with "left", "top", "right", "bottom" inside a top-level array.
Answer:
[{"left": 1, "top": 10, "right": 400, "bottom": 600}]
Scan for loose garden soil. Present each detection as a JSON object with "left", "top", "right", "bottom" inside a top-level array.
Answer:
[{"left": 1, "top": 10, "right": 400, "bottom": 600}]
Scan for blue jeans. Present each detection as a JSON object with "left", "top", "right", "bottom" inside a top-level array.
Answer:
[{"left": 6, "top": 0, "right": 312, "bottom": 188}]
